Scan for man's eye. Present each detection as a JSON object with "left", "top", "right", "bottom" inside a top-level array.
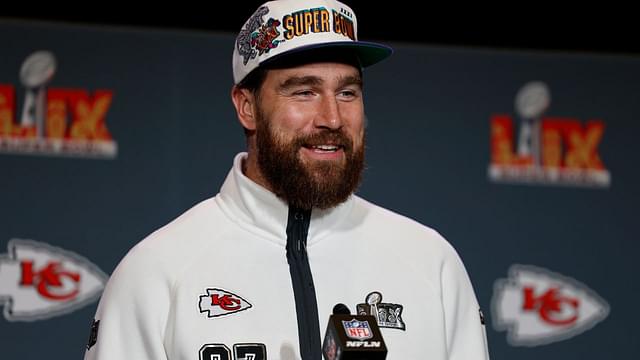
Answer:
[
  {"left": 294, "top": 90, "right": 314, "bottom": 96},
  {"left": 339, "top": 90, "right": 358, "bottom": 98}
]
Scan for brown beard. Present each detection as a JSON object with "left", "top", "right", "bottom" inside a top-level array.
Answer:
[{"left": 255, "top": 109, "right": 365, "bottom": 210}]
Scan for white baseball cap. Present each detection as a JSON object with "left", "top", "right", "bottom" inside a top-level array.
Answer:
[{"left": 232, "top": 0, "right": 393, "bottom": 85}]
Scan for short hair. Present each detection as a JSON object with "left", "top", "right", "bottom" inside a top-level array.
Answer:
[{"left": 236, "top": 67, "right": 268, "bottom": 95}]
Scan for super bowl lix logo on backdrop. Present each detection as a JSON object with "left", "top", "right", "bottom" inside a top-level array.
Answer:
[
  {"left": 491, "top": 264, "right": 609, "bottom": 346},
  {"left": 0, "top": 50, "right": 117, "bottom": 158},
  {"left": 488, "top": 81, "right": 610, "bottom": 187},
  {"left": 0, "top": 239, "right": 107, "bottom": 321}
]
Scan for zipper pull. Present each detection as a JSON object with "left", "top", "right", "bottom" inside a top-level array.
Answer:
[{"left": 294, "top": 211, "right": 303, "bottom": 252}]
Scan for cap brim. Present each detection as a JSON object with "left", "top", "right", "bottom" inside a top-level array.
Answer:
[{"left": 260, "top": 41, "right": 393, "bottom": 69}]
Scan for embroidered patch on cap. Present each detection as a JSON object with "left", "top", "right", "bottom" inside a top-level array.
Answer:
[{"left": 232, "top": 0, "right": 392, "bottom": 84}]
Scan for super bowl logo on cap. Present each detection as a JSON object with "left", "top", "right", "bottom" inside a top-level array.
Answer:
[
  {"left": 280, "top": 5, "right": 355, "bottom": 41},
  {"left": 237, "top": 6, "right": 281, "bottom": 66},
  {"left": 283, "top": 8, "right": 331, "bottom": 40},
  {"left": 251, "top": 17, "right": 283, "bottom": 56},
  {"left": 232, "top": 0, "right": 393, "bottom": 85},
  {"left": 332, "top": 8, "right": 355, "bottom": 40}
]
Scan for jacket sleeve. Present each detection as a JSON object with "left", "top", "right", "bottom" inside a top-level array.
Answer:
[
  {"left": 440, "top": 243, "right": 490, "bottom": 360},
  {"left": 84, "top": 244, "right": 172, "bottom": 360}
]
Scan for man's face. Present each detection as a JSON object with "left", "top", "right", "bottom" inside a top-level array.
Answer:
[{"left": 253, "top": 62, "right": 366, "bottom": 210}]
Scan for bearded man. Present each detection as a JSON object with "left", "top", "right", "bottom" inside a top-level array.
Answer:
[{"left": 84, "top": 1, "right": 490, "bottom": 359}]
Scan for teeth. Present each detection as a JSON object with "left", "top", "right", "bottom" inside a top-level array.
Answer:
[{"left": 312, "top": 145, "right": 338, "bottom": 151}]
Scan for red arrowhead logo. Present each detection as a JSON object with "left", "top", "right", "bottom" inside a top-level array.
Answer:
[
  {"left": 492, "top": 264, "right": 609, "bottom": 346},
  {"left": 198, "top": 288, "right": 252, "bottom": 318},
  {"left": 0, "top": 239, "right": 108, "bottom": 321}
]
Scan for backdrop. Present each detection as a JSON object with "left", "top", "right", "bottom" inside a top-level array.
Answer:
[{"left": 1, "top": 19, "right": 638, "bottom": 359}]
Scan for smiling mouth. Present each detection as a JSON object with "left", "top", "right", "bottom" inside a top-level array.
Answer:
[{"left": 304, "top": 144, "right": 343, "bottom": 153}]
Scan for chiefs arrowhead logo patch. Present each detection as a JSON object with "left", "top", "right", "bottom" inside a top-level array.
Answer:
[
  {"left": 491, "top": 264, "right": 610, "bottom": 346},
  {"left": 0, "top": 238, "right": 108, "bottom": 321},
  {"left": 198, "top": 288, "right": 252, "bottom": 318}
]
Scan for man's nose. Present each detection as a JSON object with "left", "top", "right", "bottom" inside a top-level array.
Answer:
[{"left": 313, "top": 95, "right": 342, "bottom": 130}]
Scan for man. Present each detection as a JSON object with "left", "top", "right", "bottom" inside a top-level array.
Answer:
[{"left": 84, "top": 1, "right": 490, "bottom": 359}]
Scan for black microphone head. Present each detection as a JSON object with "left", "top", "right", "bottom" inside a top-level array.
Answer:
[{"left": 333, "top": 303, "right": 351, "bottom": 315}]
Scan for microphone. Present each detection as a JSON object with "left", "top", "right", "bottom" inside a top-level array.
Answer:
[
  {"left": 322, "top": 303, "right": 387, "bottom": 360},
  {"left": 333, "top": 303, "right": 351, "bottom": 315}
]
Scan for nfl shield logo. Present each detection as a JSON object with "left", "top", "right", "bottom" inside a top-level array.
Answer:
[{"left": 342, "top": 319, "right": 373, "bottom": 340}]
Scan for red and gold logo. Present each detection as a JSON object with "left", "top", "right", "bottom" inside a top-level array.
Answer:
[
  {"left": 0, "top": 50, "right": 117, "bottom": 158},
  {"left": 488, "top": 81, "right": 610, "bottom": 187}
]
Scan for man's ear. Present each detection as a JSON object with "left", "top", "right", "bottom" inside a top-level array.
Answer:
[{"left": 231, "top": 86, "right": 258, "bottom": 131}]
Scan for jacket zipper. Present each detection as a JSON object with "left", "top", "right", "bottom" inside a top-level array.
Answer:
[{"left": 286, "top": 207, "right": 321, "bottom": 360}]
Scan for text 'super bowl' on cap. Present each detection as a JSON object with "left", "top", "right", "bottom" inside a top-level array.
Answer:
[{"left": 232, "top": 0, "right": 393, "bottom": 85}]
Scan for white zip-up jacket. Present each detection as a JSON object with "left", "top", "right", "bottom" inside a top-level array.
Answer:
[{"left": 84, "top": 152, "right": 490, "bottom": 360}]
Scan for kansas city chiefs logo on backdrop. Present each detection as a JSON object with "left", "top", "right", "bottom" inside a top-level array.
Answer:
[
  {"left": 491, "top": 264, "right": 609, "bottom": 346},
  {"left": 0, "top": 239, "right": 108, "bottom": 321}
]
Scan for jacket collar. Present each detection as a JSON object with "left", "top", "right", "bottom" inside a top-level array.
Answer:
[{"left": 217, "top": 153, "right": 354, "bottom": 247}]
